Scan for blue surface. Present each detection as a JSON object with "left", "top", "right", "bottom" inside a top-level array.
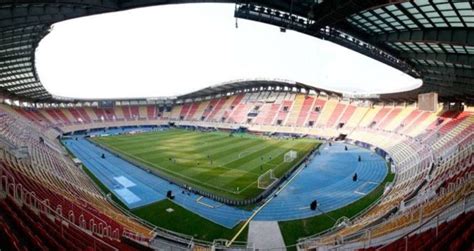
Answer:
[
  {"left": 64, "top": 128, "right": 387, "bottom": 228},
  {"left": 254, "top": 142, "right": 387, "bottom": 220}
]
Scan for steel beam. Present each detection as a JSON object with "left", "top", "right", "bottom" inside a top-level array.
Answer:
[
  {"left": 417, "top": 66, "right": 474, "bottom": 78},
  {"left": 373, "top": 28, "right": 474, "bottom": 46},
  {"left": 404, "top": 52, "right": 474, "bottom": 67}
]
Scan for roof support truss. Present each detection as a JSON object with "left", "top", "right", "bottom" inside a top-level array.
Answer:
[{"left": 373, "top": 28, "right": 474, "bottom": 47}]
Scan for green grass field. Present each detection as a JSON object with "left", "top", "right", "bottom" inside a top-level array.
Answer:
[
  {"left": 132, "top": 199, "right": 248, "bottom": 242},
  {"left": 92, "top": 129, "right": 319, "bottom": 200}
]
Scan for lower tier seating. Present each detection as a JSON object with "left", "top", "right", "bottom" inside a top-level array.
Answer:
[{"left": 362, "top": 211, "right": 474, "bottom": 251}]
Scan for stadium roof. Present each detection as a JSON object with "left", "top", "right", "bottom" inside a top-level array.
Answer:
[
  {"left": 47, "top": 79, "right": 342, "bottom": 105},
  {"left": 178, "top": 79, "right": 342, "bottom": 100},
  {"left": 0, "top": 1, "right": 473, "bottom": 103}
]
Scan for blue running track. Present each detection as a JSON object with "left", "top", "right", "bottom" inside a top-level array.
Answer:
[
  {"left": 254, "top": 142, "right": 387, "bottom": 220},
  {"left": 63, "top": 128, "right": 387, "bottom": 228}
]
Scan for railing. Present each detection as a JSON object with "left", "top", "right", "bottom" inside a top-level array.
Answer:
[
  {"left": 316, "top": 174, "right": 473, "bottom": 250},
  {"left": 368, "top": 188, "right": 474, "bottom": 250},
  {"left": 0, "top": 166, "right": 120, "bottom": 251},
  {"left": 436, "top": 131, "right": 473, "bottom": 161},
  {"left": 60, "top": 138, "right": 205, "bottom": 248},
  {"left": 423, "top": 145, "right": 473, "bottom": 195}
]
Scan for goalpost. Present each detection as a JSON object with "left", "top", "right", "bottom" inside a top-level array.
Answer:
[
  {"left": 258, "top": 150, "right": 297, "bottom": 189},
  {"left": 284, "top": 150, "right": 298, "bottom": 162},
  {"left": 257, "top": 169, "right": 277, "bottom": 189}
]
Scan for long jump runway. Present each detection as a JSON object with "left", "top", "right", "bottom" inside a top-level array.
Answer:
[{"left": 63, "top": 128, "right": 387, "bottom": 228}]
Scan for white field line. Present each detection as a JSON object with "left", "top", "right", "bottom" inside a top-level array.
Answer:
[
  {"left": 104, "top": 144, "right": 243, "bottom": 195},
  {"left": 195, "top": 196, "right": 220, "bottom": 209},
  {"left": 226, "top": 153, "right": 311, "bottom": 247}
]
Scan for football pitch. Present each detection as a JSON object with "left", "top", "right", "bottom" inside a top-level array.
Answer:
[{"left": 92, "top": 128, "right": 319, "bottom": 200}]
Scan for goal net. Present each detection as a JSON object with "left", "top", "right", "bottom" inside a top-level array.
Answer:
[
  {"left": 257, "top": 169, "right": 277, "bottom": 189},
  {"left": 284, "top": 150, "right": 297, "bottom": 162}
]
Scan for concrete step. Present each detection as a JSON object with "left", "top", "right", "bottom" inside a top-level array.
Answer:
[{"left": 247, "top": 221, "right": 285, "bottom": 251}]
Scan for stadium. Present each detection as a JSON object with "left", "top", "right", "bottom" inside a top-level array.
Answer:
[{"left": 0, "top": 1, "right": 473, "bottom": 251}]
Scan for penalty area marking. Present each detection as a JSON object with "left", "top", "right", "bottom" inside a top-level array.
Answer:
[
  {"left": 196, "top": 196, "right": 222, "bottom": 209},
  {"left": 236, "top": 141, "right": 280, "bottom": 159}
]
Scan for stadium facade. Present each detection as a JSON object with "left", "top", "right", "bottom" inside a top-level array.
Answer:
[{"left": 0, "top": 1, "right": 473, "bottom": 251}]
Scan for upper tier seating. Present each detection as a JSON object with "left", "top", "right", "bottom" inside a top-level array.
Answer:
[
  {"left": 295, "top": 96, "right": 315, "bottom": 127},
  {"left": 326, "top": 103, "right": 346, "bottom": 127}
]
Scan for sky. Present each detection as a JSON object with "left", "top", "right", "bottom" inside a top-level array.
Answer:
[{"left": 35, "top": 3, "right": 421, "bottom": 99}]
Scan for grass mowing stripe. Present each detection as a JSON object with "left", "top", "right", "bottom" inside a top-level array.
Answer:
[
  {"left": 223, "top": 140, "right": 299, "bottom": 172},
  {"left": 137, "top": 140, "right": 253, "bottom": 167},
  {"left": 208, "top": 140, "right": 275, "bottom": 169},
  {"left": 99, "top": 129, "right": 191, "bottom": 143},
  {"left": 92, "top": 129, "right": 318, "bottom": 200},
  {"left": 133, "top": 132, "right": 247, "bottom": 154},
  {"left": 101, "top": 143, "right": 245, "bottom": 195},
  {"left": 209, "top": 140, "right": 312, "bottom": 192},
  {"left": 198, "top": 139, "right": 315, "bottom": 194},
  {"left": 146, "top": 138, "right": 264, "bottom": 167},
  {"left": 107, "top": 132, "right": 221, "bottom": 149},
  {"left": 171, "top": 140, "right": 270, "bottom": 181},
  {"left": 136, "top": 136, "right": 252, "bottom": 160},
  {"left": 101, "top": 130, "right": 207, "bottom": 147}
]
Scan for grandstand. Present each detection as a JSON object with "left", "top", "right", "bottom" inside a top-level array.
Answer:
[{"left": 0, "top": 1, "right": 473, "bottom": 251}]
